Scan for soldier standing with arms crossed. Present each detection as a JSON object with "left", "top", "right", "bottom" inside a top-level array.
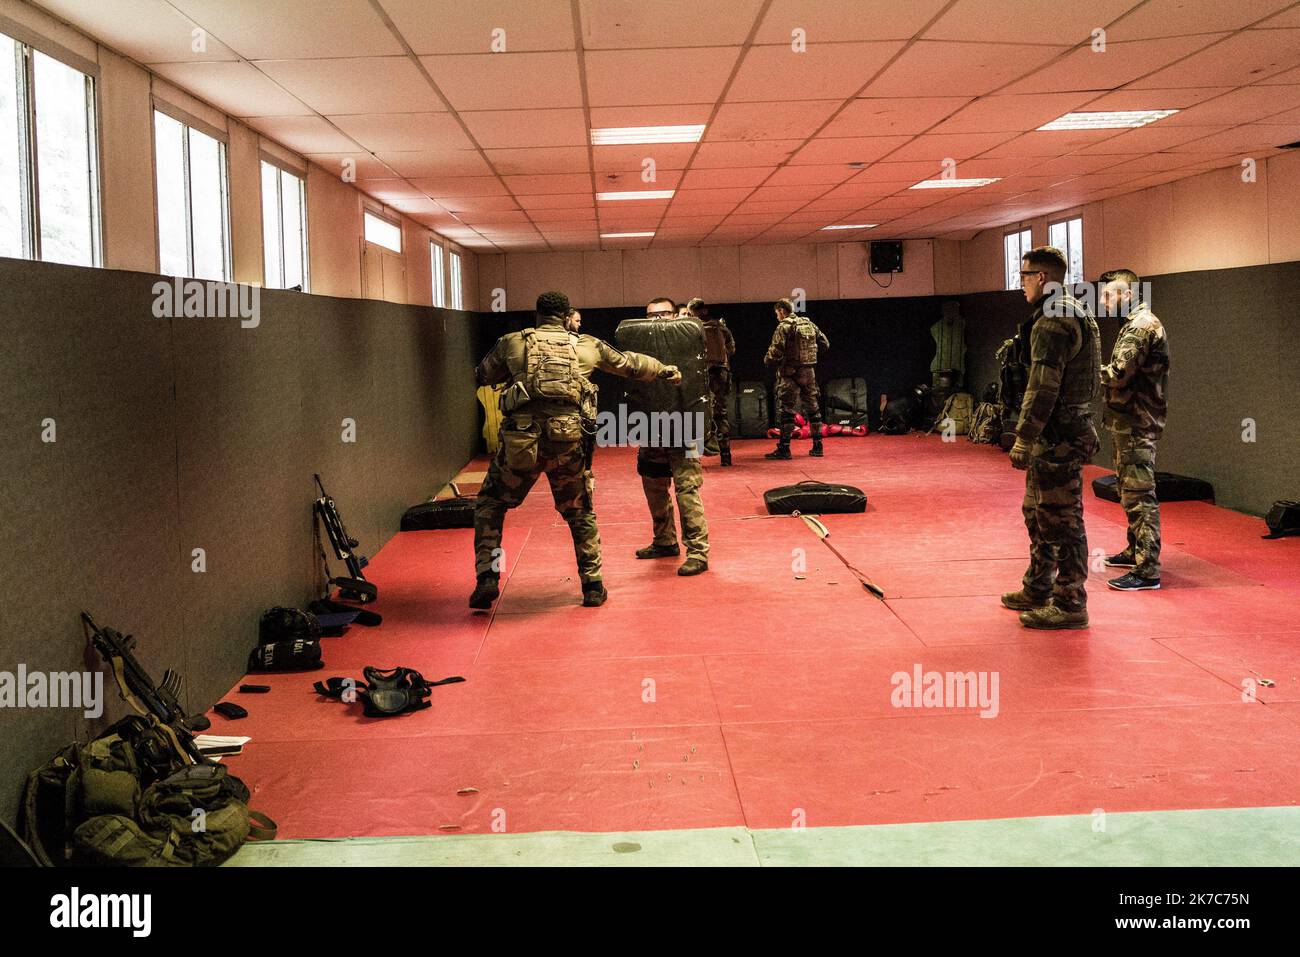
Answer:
[
  {"left": 470, "top": 292, "right": 680, "bottom": 609},
  {"left": 764, "top": 299, "right": 830, "bottom": 459},
  {"left": 1098, "top": 269, "right": 1169, "bottom": 591},
  {"left": 1002, "top": 248, "right": 1103, "bottom": 630}
]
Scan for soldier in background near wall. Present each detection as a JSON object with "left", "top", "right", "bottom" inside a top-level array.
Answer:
[
  {"left": 764, "top": 299, "right": 830, "bottom": 459},
  {"left": 471, "top": 291, "right": 681, "bottom": 609},
  {"left": 1002, "top": 247, "right": 1102, "bottom": 631},
  {"left": 1098, "top": 269, "right": 1169, "bottom": 592},
  {"left": 692, "top": 298, "right": 736, "bottom": 467}
]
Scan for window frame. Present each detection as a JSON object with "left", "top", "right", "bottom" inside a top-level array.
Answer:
[
  {"left": 1048, "top": 216, "right": 1084, "bottom": 286},
  {"left": 0, "top": 20, "right": 103, "bottom": 266},
  {"left": 429, "top": 239, "right": 445, "bottom": 307},
  {"left": 259, "top": 154, "right": 309, "bottom": 291},
  {"left": 151, "top": 99, "right": 232, "bottom": 281},
  {"left": 449, "top": 249, "right": 463, "bottom": 310},
  {"left": 363, "top": 208, "right": 402, "bottom": 254},
  {"left": 1003, "top": 227, "right": 1032, "bottom": 291}
]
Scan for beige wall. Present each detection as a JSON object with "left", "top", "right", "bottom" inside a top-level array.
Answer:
[
  {"left": 1, "top": 0, "right": 478, "bottom": 310},
  {"left": 480, "top": 238, "right": 941, "bottom": 311},
  {"left": 958, "top": 151, "right": 1300, "bottom": 293}
]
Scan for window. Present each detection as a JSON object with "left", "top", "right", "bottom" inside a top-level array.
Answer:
[
  {"left": 449, "top": 250, "right": 462, "bottom": 309},
  {"left": 430, "top": 240, "right": 445, "bottom": 307},
  {"left": 261, "top": 160, "right": 307, "bottom": 290},
  {"left": 1003, "top": 228, "right": 1032, "bottom": 291},
  {"left": 154, "top": 108, "right": 230, "bottom": 281},
  {"left": 363, "top": 210, "right": 401, "bottom": 253},
  {"left": 1, "top": 32, "right": 100, "bottom": 265},
  {"left": 1048, "top": 217, "right": 1084, "bottom": 286}
]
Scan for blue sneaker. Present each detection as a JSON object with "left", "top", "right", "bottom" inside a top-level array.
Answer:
[{"left": 1108, "top": 572, "right": 1160, "bottom": 591}]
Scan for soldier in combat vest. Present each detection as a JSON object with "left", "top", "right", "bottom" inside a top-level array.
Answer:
[
  {"left": 470, "top": 291, "right": 680, "bottom": 609},
  {"left": 1098, "top": 269, "right": 1169, "bottom": 592},
  {"left": 692, "top": 298, "right": 736, "bottom": 467},
  {"left": 1002, "top": 247, "right": 1102, "bottom": 630},
  {"left": 764, "top": 299, "right": 830, "bottom": 459}
]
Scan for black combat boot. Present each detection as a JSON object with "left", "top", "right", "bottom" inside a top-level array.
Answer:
[
  {"left": 582, "top": 580, "right": 608, "bottom": 606},
  {"left": 677, "top": 558, "right": 708, "bottom": 576},
  {"left": 809, "top": 423, "right": 824, "bottom": 457},
  {"left": 719, "top": 441, "right": 732, "bottom": 467},
  {"left": 765, "top": 424, "right": 793, "bottom": 459},
  {"left": 468, "top": 573, "right": 500, "bottom": 609}
]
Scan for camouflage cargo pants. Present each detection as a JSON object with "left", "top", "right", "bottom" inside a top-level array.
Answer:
[
  {"left": 708, "top": 366, "right": 732, "bottom": 447},
  {"left": 1021, "top": 457, "right": 1090, "bottom": 611},
  {"left": 638, "top": 447, "right": 709, "bottom": 561},
  {"left": 475, "top": 432, "right": 602, "bottom": 584},
  {"left": 776, "top": 366, "right": 822, "bottom": 429},
  {"left": 1111, "top": 431, "right": 1161, "bottom": 578}
]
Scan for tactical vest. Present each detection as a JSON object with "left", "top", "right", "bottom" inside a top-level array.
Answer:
[
  {"left": 1053, "top": 296, "right": 1101, "bottom": 408},
  {"left": 702, "top": 319, "right": 730, "bottom": 366},
  {"left": 521, "top": 326, "right": 582, "bottom": 410},
  {"left": 789, "top": 318, "right": 819, "bottom": 365}
]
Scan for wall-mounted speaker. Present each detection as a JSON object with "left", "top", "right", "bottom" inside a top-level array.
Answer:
[{"left": 870, "top": 241, "right": 903, "bottom": 274}]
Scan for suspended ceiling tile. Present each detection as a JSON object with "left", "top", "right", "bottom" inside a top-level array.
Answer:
[
  {"left": 583, "top": 48, "right": 741, "bottom": 106},
  {"left": 255, "top": 57, "right": 442, "bottom": 114},
  {"left": 329, "top": 113, "right": 474, "bottom": 152},
  {"left": 168, "top": 0, "right": 403, "bottom": 58},
  {"left": 420, "top": 52, "right": 584, "bottom": 111},
  {"left": 461, "top": 109, "right": 589, "bottom": 148},
  {"left": 150, "top": 61, "right": 311, "bottom": 117},
  {"left": 727, "top": 41, "right": 907, "bottom": 102},
  {"left": 375, "top": 150, "right": 493, "bottom": 177},
  {"left": 382, "top": 0, "right": 577, "bottom": 54},
  {"left": 862, "top": 42, "right": 1072, "bottom": 98}
]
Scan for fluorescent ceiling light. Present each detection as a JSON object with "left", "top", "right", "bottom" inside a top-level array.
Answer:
[
  {"left": 596, "top": 190, "right": 675, "bottom": 201},
  {"left": 909, "top": 178, "right": 1000, "bottom": 189},
  {"left": 1037, "top": 110, "right": 1178, "bottom": 131},
  {"left": 591, "top": 125, "right": 705, "bottom": 145},
  {"left": 601, "top": 231, "right": 655, "bottom": 238},
  {"left": 820, "top": 223, "right": 877, "bottom": 230}
]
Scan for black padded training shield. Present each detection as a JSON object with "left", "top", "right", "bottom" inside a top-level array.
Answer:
[
  {"left": 764, "top": 480, "right": 867, "bottom": 515},
  {"left": 614, "top": 317, "right": 709, "bottom": 420},
  {"left": 730, "top": 380, "right": 771, "bottom": 438},
  {"left": 1091, "top": 472, "right": 1214, "bottom": 504},
  {"left": 401, "top": 497, "right": 476, "bottom": 531}
]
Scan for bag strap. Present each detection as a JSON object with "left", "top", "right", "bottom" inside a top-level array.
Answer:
[
  {"left": 313, "top": 676, "right": 363, "bottom": 698},
  {"left": 246, "top": 810, "right": 278, "bottom": 841}
]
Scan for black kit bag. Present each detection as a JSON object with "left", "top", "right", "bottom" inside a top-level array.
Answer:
[
  {"left": 614, "top": 317, "right": 710, "bottom": 422},
  {"left": 1262, "top": 500, "right": 1300, "bottom": 539},
  {"left": 764, "top": 480, "right": 867, "bottom": 515},
  {"left": 730, "top": 380, "right": 772, "bottom": 438},
  {"left": 258, "top": 607, "right": 321, "bottom": 645},
  {"left": 1092, "top": 472, "right": 1215, "bottom": 503},
  {"left": 823, "top": 377, "right": 869, "bottom": 428},
  {"left": 878, "top": 394, "right": 917, "bottom": 435},
  {"left": 401, "top": 488, "right": 476, "bottom": 531}
]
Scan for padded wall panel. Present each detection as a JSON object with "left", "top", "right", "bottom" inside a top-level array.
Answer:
[{"left": 0, "top": 259, "right": 477, "bottom": 824}]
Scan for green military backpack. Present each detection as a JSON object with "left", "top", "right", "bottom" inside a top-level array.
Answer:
[
  {"left": 935, "top": 392, "right": 975, "bottom": 435},
  {"left": 23, "top": 715, "right": 275, "bottom": 867}
]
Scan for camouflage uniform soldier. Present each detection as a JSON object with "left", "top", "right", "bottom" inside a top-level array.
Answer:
[
  {"left": 763, "top": 298, "right": 830, "bottom": 459},
  {"left": 693, "top": 298, "right": 736, "bottom": 467},
  {"left": 1098, "top": 269, "right": 1169, "bottom": 591},
  {"left": 471, "top": 291, "right": 680, "bottom": 609},
  {"left": 1002, "top": 248, "right": 1102, "bottom": 630},
  {"left": 634, "top": 298, "right": 710, "bottom": 576}
]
